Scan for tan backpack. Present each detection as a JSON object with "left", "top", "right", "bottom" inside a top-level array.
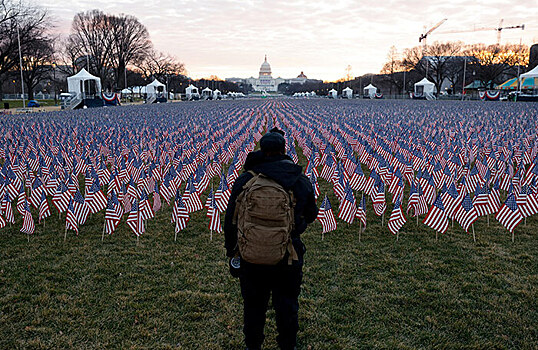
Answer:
[{"left": 234, "top": 171, "right": 298, "bottom": 265}]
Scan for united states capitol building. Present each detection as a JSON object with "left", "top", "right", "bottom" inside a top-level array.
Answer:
[{"left": 226, "top": 56, "right": 318, "bottom": 92}]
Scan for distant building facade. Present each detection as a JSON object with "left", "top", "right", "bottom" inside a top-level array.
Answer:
[{"left": 226, "top": 56, "right": 314, "bottom": 92}]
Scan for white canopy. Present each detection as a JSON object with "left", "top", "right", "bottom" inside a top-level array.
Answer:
[
  {"left": 328, "top": 88, "right": 337, "bottom": 98},
  {"left": 202, "top": 87, "right": 212, "bottom": 92},
  {"left": 342, "top": 87, "right": 353, "bottom": 98},
  {"left": 146, "top": 79, "right": 166, "bottom": 95},
  {"left": 364, "top": 84, "right": 377, "bottom": 98},
  {"left": 213, "top": 89, "right": 221, "bottom": 98},
  {"left": 520, "top": 65, "right": 538, "bottom": 78},
  {"left": 414, "top": 78, "right": 436, "bottom": 93},
  {"left": 67, "top": 68, "right": 102, "bottom": 96},
  {"left": 186, "top": 84, "right": 199, "bottom": 94}
]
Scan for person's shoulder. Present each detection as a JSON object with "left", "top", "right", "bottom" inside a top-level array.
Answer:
[{"left": 294, "top": 173, "right": 313, "bottom": 192}]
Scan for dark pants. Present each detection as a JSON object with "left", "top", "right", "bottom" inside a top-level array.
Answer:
[{"left": 240, "top": 261, "right": 303, "bottom": 350}]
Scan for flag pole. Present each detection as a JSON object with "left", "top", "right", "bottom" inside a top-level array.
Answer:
[
  {"left": 358, "top": 222, "right": 361, "bottom": 242},
  {"left": 472, "top": 224, "right": 476, "bottom": 243},
  {"left": 435, "top": 231, "right": 438, "bottom": 242},
  {"left": 64, "top": 226, "right": 67, "bottom": 242},
  {"left": 101, "top": 221, "right": 106, "bottom": 241},
  {"left": 487, "top": 214, "right": 489, "bottom": 226},
  {"left": 512, "top": 231, "right": 514, "bottom": 243},
  {"left": 381, "top": 212, "right": 385, "bottom": 227}
]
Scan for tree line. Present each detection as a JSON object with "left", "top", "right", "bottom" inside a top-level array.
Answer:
[
  {"left": 379, "top": 41, "right": 530, "bottom": 95},
  {"left": 0, "top": 0, "right": 190, "bottom": 100}
]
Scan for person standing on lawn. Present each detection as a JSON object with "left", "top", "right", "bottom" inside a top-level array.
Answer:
[{"left": 224, "top": 128, "right": 318, "bottom": 350}]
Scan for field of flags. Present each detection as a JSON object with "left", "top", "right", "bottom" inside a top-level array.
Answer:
[{"left": 2, "top": 99, "right": 537, "bottom": 242}]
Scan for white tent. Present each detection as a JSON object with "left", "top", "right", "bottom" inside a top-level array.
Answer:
[
  {"left": 342, "top": 87, "right": 353, "bottom": 99},
  {"left": 414, "top": 78, "right": 436, "bottom": 94},
  {"left": 146, "top": 79, "right": 166, "bottom": 96},
  {"left": 202, "top": 87, "right": 212, "bottom": 99},
  {"left": 185, "top": 84, "right": 200, "bottom": 100},
  {"left": 67, "top": 68, "right": 102, "bottom": 97},
  {"left": 213, "top": 89, "right": 222, "bottom": 100},
  {"left": 520, "top": 65, "right": 538, "bottom": 79},
  {"left": 328, "top": 88, "right": 337, "bottom": 99},
  {"left": 363, "top": 84, "right": 377, "bottom": 98}
]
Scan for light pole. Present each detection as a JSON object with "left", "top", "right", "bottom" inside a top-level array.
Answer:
[
  {"left": 52, "top": 62, "right": 57, "bottom": 105},
  {"left": 16, "top": 24, "right": 25, "bottom": 107}
]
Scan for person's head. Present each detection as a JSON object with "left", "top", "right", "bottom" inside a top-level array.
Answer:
[{"left": 260, "top": 127, "right": 286, "bottom": 156}]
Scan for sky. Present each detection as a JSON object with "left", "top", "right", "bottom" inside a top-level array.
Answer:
[{"left": 41, "top": 0, "right": 538, "bottom": 81}]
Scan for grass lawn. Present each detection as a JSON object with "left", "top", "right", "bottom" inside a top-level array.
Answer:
[
  {"left": 0, "top": 187, "right": 536, "bottom": 349},
  {"left": 0, "top": 143, "right": 536, "bottom": 349},
  {"left": 2, "top": 99, "right": 57, "bottom": 109}
]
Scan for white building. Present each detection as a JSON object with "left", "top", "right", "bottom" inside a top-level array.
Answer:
[{"left": 226, "top": 56, "right": 313, "bottom": 92}]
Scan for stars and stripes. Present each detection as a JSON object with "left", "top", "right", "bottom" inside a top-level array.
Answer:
[
  {"left": 454, "top": 193, "right": 478, "bottom": 233},
  {"left": 317, "top": 195, "right": 337, "bottom": 234},
  {"left": 496, "top": 192, "right": 523, "bottom": 233},
  {"left": 105, "top": 191, "right": 123, "bottom": 235},
  {"left": 338, "top": 186, "right": 357, "bottom": 224},
  {"left": 423, "top": 195, "right": 449, "bottom": 234},
  {"left": 387, "top": 198, "right": 406, "bottom": 235}
]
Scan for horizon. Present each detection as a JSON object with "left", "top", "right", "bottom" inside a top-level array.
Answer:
[{"left": 41, "top": 0, "right": 538, "bottom": 81}]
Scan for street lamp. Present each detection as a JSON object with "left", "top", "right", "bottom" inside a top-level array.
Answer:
[{"left": 52, "top": 62, "right": 57, "bottom": 105}]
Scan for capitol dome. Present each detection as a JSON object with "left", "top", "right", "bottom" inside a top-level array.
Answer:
[{"left": 259, "top": 55, "right": 272, "bottom": 78}]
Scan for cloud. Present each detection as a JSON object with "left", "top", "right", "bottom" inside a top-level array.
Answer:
[{"left": 41, "top": 0, "right": 538, "bottom": 80}]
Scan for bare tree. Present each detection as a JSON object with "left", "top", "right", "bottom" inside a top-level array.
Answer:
[
  {"left": 136, "top": 50, "right": 186, "bottom": 83},
  {"left": 465, "top": 43, "right": 528, "bottom": 89},
  {"left": 21, "top": 36, "right": 54, "bottom": 99},
  {"left": 110, "top": 14, "right": 151, "bottom": 90},
  {"left": 0, "top": 0, "right": 49, "bottom": 99},
  {"left": 67, "top": 10, "right": 115, "bottom": 85},
  {"left": 380, "top": 46, "right": 406, "bottom": 94},
  {"left": 402, "top": 41, "right": 463, "bottom": 94}
]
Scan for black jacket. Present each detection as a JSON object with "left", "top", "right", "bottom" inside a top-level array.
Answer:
[{"left": 224, "top": 151, "right": 318, "bottom": 258}]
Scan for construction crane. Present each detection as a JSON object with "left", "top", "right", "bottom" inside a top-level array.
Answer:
[
  {"left": 419, "top": 18, "right": 448, "bottom": 48},
  {"left": 438, "top": 19, "right": 525, "bottom": 45}
]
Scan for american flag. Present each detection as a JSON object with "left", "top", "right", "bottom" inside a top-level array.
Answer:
[
  {"left": 66, "top": 198, "right": 78, "bottom": 234},
  {"left": 2, "top": 193, "right": 15, "bottom": 224},
  {"left": 182, "top": 177, "right": 203, "bottom": 213},
  {"left": 442, "top": 183, "right": 462, "bottom": 220},
  {"left": 338, "top": 186, "right": 357, "bottom": 224},
  {"left": 208, "top": 191, "right": 222, "bottom": 233},
  {"left": 52, "top": 182, "right": 70, "bottom": 213},
  {"left": 309, "top": 171, "right": 320, "bottom": 199},
  {"left": 85, "top": 180, "right": 107, "bottom": 214},
  {"left": 317, "top": 195, "right": 337, "bottom": 234},
  {"left": 152, "top": 183, "right": 162, "bottom": 212},
  {"left": 388, "top": 198, "right": 406, "bottom": 235},
  {"left": 173, "top": 190, "right": 190, "bottom": 233},
  {"left": 355, "top": 195, "right": 366, "bottom": 227},
  {"left": 349, "top": 162, "right": 366, "bottom": 191},
  {"left": 215, "top": 173, "right": 231, "bottom": 212},
  {"left": 454, "top": 193, "right": 478, "bottom": 233},
  {"left": 139, "top": 190, "right": 155, "bottom": 220},
  {"left": 38, "top": 191, "right": 50, "bottom": 223},
  {"left": 73, "top": 189, "right": 89, "bottom": 226},
  {"left": 105, "top": 191, "right": 123, "bottom": 235},
  {"left": 372, "top": 181, "right": 386, "bottom": 217},
  {"left": 496, "top": 192, "right": 523, "bottom": 233},
  {"left": 517, "top": 185, "right": 538, "bottom": 218},
  {"left": 472, "top": 183, "right": 490, "bottom": 217},
  {"left": 20, "top": 199, "right": 35, "bottom": 235},
  {"left": 126, "top": 199, "right": 144, "bottom": 236},
  {"left": 423, "top": 195, "right": 449, "bottom": 234}
]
